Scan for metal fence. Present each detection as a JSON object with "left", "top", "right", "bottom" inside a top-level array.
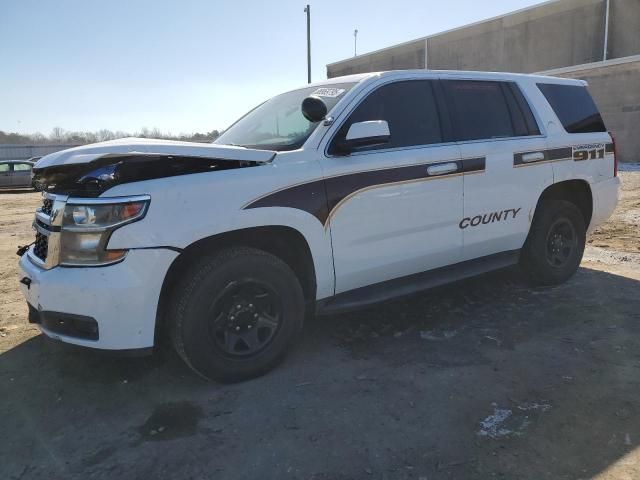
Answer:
[{"left": 0, "top": 144, "right": 80, "bottom": 161}]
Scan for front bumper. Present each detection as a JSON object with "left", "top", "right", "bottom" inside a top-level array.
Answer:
[{"left": 18, "top": 247, "right": 179, "bottom": 350}]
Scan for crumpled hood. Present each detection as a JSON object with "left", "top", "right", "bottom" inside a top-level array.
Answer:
[
  {"left": 32, "top": 138, "right": 275, "bottom": 197},
  {"left": 35, "top": 137, "right": 275, "bottom": 169}
]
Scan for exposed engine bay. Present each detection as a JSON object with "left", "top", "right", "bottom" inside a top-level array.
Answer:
[{"left": 32, "top": 154, "right": 261, "bottom": 196}]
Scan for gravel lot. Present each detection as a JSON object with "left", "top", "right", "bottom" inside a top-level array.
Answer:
[{"left": 1, "top": 171, "right": 639, "bottom": 480}]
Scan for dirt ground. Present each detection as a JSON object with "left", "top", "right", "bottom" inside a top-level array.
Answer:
[{"left": 1, "top": 171, "right": 639, "bottom": 480}]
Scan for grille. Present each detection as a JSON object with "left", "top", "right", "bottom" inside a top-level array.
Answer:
[
  {"left": 34, "top": 232, "right": 48, "bottom": 262},
  {"left": 42, "top": 198, "right": 54, "bottom": 215}
]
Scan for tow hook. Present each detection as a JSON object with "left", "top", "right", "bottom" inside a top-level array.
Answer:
[{"left": 20, "top": 277, "right": 32, "bottom": 290}]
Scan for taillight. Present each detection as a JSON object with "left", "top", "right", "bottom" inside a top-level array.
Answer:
[{"left": 609, "top": 131, "right": 618, "bottom": 177}]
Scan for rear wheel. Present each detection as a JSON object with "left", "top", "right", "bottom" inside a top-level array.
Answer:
[
  {"left": 520, "top": 199, "right": 586, "bottom": 286},
  {"left": 169, "top": 247, "right": 305, "bottom": 382}
]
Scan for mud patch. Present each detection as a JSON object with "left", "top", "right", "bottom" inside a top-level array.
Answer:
[
  {"left": 477, "top": 402, "right": 551, "bottom": 439},
  {"left": 138, "top": 401, "right": 203, "bottom": 441}
]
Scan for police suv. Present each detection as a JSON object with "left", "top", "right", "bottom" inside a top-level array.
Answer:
[{"left": 19, "top": 70, "right": 620, "bottom": 381}]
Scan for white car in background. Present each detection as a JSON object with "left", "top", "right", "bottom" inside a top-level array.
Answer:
[{"left": 0, "top": 160, "right": 35, "bottom": 189}]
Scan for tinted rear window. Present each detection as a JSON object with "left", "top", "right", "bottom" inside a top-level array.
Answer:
[
  {"left": 537, "top": 83, "right": 606, "bottom": 133},
  {"left": 443, "top": 80, "right": 522, "bottom": 141}
]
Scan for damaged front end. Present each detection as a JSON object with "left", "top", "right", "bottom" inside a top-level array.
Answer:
[
  {"left": 32, "top": 154, "right": 260, "bottom": 197},
  {"left": 24, "top": 139, "right": 275, "bottom": 268}
]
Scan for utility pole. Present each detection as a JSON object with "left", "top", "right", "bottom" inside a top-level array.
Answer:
[
  {"left": 354, "top": 29, "right": 358, "bottom": 56},
  {"left": 304, "top": 5, "right": 311, "bottom": 83},
  {"left": 603, "top": 0, "right": 610, "bottom": 61}
]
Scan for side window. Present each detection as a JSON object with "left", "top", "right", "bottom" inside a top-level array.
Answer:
[
  {"left": 0, "top": 164, "right": 9, "bottom": 173},
  {"left": 329, "top": 80, "right": 442, "bottom": 154},
  {"left": 537, "top": 83, "right": 606, "bottom": 133},
  {"left": 443, "top": 80, "right": 516, "bottom": 141},
  {"left": 13, "top": 163, "right": 33, "bottom": 172},
  {"left": 503, "top": 83, "right": 541, "bottom": 136}
]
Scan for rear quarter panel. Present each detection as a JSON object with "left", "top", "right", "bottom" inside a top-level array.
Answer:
[{"left": 551, "top": 131, "right": 615, "bottom": 186}]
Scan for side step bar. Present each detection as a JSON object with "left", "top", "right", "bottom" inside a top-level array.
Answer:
[{"left": 316, "top": 250, "right": 521, "bottom": 316}]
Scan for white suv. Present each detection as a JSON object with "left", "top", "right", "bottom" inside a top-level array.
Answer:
[{"left": 18, "top": 70, "right": 620, "bottom": 381}]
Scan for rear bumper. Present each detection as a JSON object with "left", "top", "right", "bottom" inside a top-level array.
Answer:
[
  {"left": 588, "top": 176, "right": 621, "bottom": 232},
  {"left": 18, "top": 247, "right": 179, "bottom": 350}
]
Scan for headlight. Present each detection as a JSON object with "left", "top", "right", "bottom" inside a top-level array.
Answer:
[{"left": 59, "top": 195, "right": 150, "bottom": 266}]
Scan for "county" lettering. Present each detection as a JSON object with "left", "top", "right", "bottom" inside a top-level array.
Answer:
[{"left": 459, "top": 208, "right": 522, "bottom": 229}]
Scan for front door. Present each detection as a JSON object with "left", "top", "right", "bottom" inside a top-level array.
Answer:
[{"left": 320, "top": 79, "right": 464, "bottom": 294}]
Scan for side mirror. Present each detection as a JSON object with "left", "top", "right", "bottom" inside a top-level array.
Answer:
[
  {"left": 341, "top": 120, "right": 390, "bottom": 153},
  {"left": 301, "top": 96, "right": 328, "bottom": 122}
]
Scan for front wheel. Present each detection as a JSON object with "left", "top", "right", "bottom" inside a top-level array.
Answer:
[
  {"left": 520, "top": 199, "right": 586, "bottom": 286},
  {"left": 169, "top": 247, "right": 305, "bottom": 382}
]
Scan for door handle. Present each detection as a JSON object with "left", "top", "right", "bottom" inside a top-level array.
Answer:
[
  {"left": 521, "top": 152, "right": 545, "bottom": 163},
  {"left": 427, "top": 162, "right": 458, "bottom": 176}
]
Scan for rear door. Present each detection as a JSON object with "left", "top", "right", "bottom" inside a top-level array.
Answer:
[
  {"left": 11, "top": 162, "right": 33, "bottom": 187},
  {"left": 440, "top": 77, "right": 553, "bottom": 261},
  {"left": 321, "top": 79, "right": 464, "bottom": 294}
]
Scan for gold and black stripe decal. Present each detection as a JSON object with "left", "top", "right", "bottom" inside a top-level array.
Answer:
[
  {"left": 244, "top": 157, "right": 485, "bottom": 227},
  {"left": 513, "top": 147, "right": 572, "bottom": 167},
  {"left": 514, "top": 144, "right": 613, "bottom": 167},
  {"left": 242, "top": 179, "right": 329, "bottom": 225}
]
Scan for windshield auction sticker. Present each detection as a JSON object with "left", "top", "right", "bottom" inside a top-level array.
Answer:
[{"left": 312, "top": 87, "right": 346, "bottom": 98}]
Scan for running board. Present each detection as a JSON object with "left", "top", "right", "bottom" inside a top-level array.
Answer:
[{"left": 316, "top": 250, "right": 521, "bottom": 316}]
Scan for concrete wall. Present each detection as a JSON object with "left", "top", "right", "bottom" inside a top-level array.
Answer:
[
  {"left": 608, "top": 0, "right": 640, "bottom": 58},
  {"left": 547, "top": 58, "right": 640, "bottom": 163},
  {"left": 426, "top": 0, "right": 606, "bottom": 72},
  {"left": 327, "top": 39, "right": 425, "bottom": 78},
  {"left": 326, "top": 0, "right": 640, "bottom": 77}
]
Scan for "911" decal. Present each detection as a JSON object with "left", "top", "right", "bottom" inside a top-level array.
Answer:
[{"left": 573, "top": 144, "right": 605, "bottom": 162}]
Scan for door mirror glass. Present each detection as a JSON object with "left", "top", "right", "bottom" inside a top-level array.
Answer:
[
  {"left": 301, "top": 95, "right": 328, "bottom": 122},
  {"left": 341, "top": 120, "right": 390, "bottom": 152}
]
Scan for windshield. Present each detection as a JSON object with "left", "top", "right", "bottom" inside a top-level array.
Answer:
[{"left": 214, "top": 83, "right": 357, "bottom": 151}]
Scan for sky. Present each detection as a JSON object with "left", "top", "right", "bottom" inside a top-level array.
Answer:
[{"left": 0, "top": 0, "right": 544, "bottom": 136}]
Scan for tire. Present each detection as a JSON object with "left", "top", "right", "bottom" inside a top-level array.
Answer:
[
  {"left": 520, "top": 199, "right": 586, "bottom": 286},
  {"left": 168, "top": 247, "right": 305, "bottom": 382}
]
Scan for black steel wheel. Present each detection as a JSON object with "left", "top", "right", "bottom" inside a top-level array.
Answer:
[
  {"left": 169, "top": 247, "right": 305, "bottom": 382},
  {"left": 209, "top": 280, "right": 282, "bottom": 357},
  {"left": 521, "top": 199, "right": 586, "bottom": 286},
  {"left": 545, "top": 218, "right": 578, "bottom": 268}
]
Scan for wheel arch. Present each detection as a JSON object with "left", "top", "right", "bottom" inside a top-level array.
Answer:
[
  {"left": 533, "top": 179, "right": 593, "bottom": 228},
  {"left": 154, "top": 225, "right": 318, "bottom": 344}
]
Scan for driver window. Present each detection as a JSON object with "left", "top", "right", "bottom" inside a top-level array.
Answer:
[{"left": 328, "top": 80, "right": 442, "bottom": 155}]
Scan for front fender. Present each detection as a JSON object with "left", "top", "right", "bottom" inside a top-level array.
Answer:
[{"left": 105, "top": 168, "right": 335, "bottom": 299}]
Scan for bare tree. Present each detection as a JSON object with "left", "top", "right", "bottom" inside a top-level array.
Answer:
[
  {"left": 0, "top": 127, "right": 221, "bottom": 145},
  {"left": 51, "top": 126, "right": 66, "bottom": 143}
]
